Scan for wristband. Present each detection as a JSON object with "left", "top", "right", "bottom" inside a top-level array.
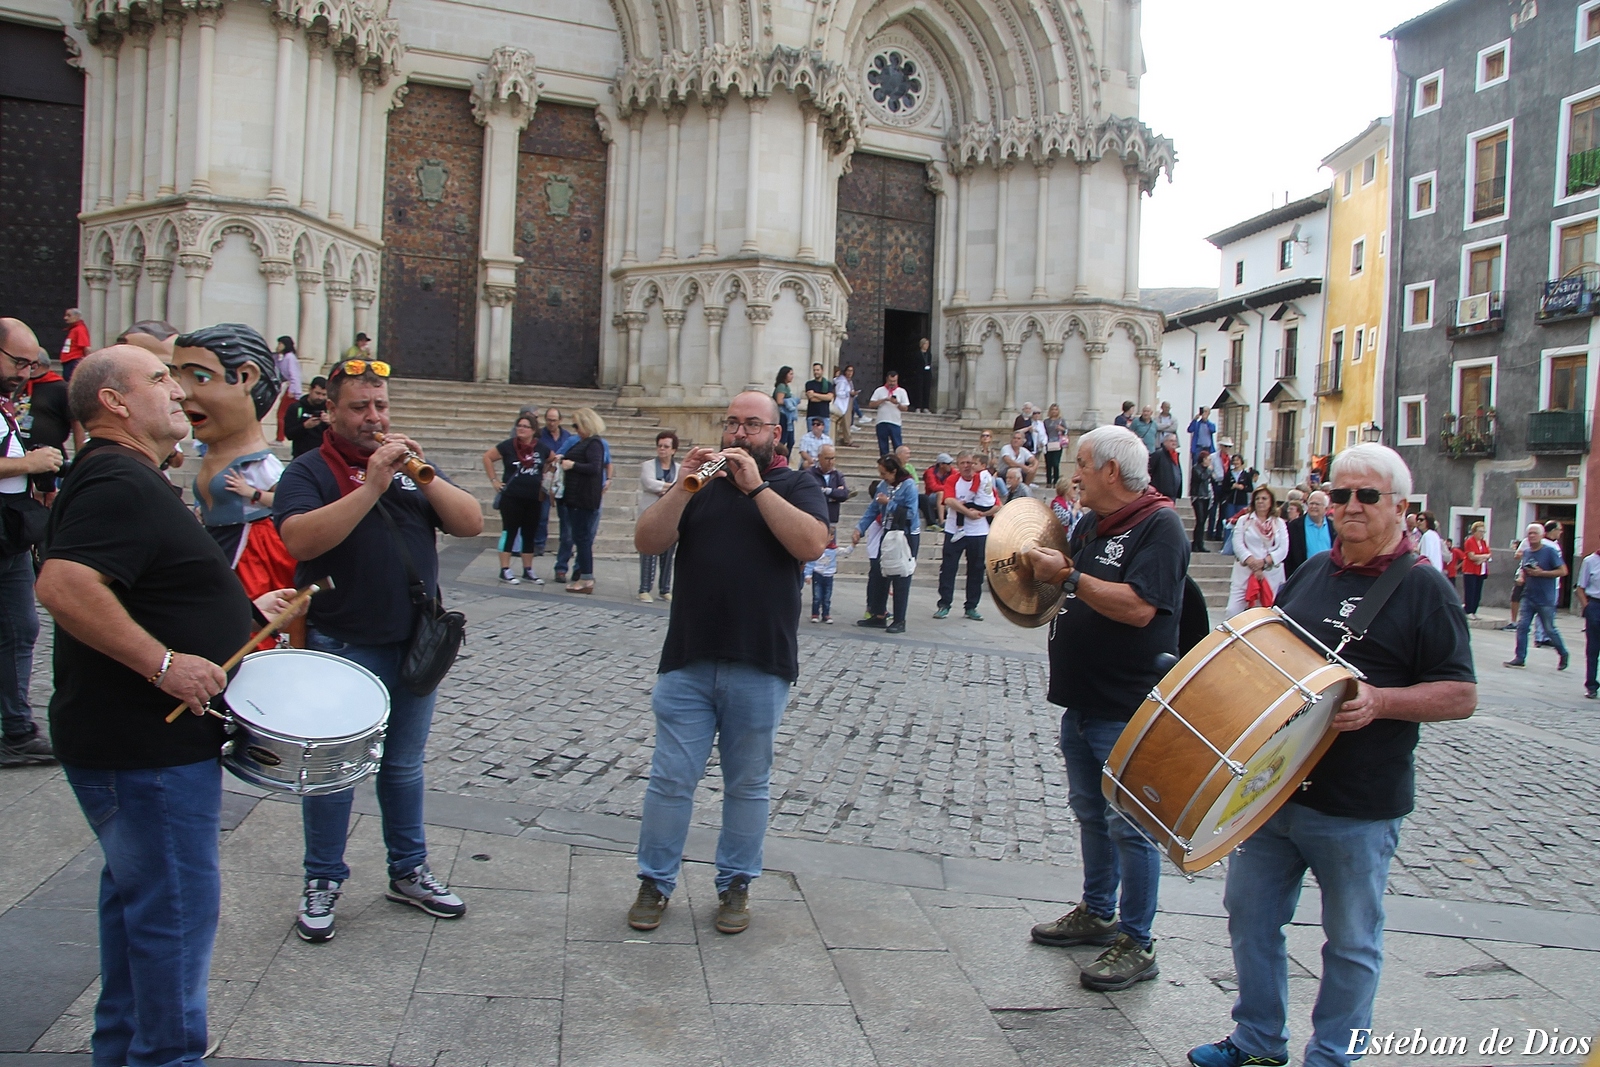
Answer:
[
  {"left": 148, "top": 648, "right": 175, "bottom": 687},
  {"left": 746, "top": 481, "right": 772, "bottom": 500},
  {"left": 251, "top": 489, "right": 263, "bottom": 503}
]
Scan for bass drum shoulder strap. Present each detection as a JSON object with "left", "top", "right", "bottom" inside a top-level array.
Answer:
[{"left": 1342, "top": 551, "right": 1418, "bottom": 640}]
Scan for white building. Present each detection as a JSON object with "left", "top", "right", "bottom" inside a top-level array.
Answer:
[
  {"left": 0, "top": 0, "right": 1175, "bottom": 427},
  {"left": 1159, "top": 191, "right": 1331, "bottom": 484}
]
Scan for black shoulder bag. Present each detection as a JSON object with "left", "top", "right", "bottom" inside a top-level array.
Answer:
[
  {"left": 375, "top": 500, "right": 467, "bottom": 696},
  {"left": 0, "top": 412, "right": 48, "bottom": 557}
]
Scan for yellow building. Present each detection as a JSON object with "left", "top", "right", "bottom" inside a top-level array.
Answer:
[{"left": 1315, "top": 118, "right": 1391, "bottom": 463}]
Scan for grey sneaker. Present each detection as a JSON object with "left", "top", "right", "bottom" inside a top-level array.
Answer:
[
  {"left": 0, "top": 733, "right": 56, "bottom": 767},
  {"left": 385, "top": 863, "right": 466, "bottom": 918},
  {"left": 1079, "top": 932, "right": 1159, "bottom": 991},
  {"left": 295, "top": 878, "right": 341, "bottom": 942},
  {"left": 1030, "top": 901, "right": 1118, "bottom": 947},
  {"left": 628, "top": 877, "right": 669, "bottom": 930},
  {"left": 715, "top": 877, "right": 751, "bottom": 935}
]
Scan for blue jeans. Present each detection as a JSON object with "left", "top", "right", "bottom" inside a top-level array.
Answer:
[
  {"left": 301, "top": 629, "right": 435, "bottom": 881},
  {"left": 64, "top": 758, "right": 222, "bottom": 1067},
  {"left": 875, "top": 421, "right": 903, "bottom": 456},
  {"left": 1224, "top": 803, "right": 1403, "bottom": 1067},
  {"left": 811, "top": 573, "right": 834, "bottom": 618},
  {"left": 555, "top": 501, "right": 574, "bottom": 575},
  {"left": 1584, "top": 603, "right": 1600, "bottom": 691},
  {"left": 1059, "top": 708, "right": 1160, "bottom": 945},
  {"left": 0, "top": 550, "right": 40, "bottom": 740},
  {"left": 637, "top": 660, "right": 791, "bottom": 894},
  {"left": 1514, "top": 602, "right": 1567, "bottom": 662}
]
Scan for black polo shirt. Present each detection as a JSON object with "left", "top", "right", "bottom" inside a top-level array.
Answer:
[
  {"left": 1047, "top": 506, "right": 1189, "bottom": 720},
  {"left": 659, "top": 468, "right": 829, "bottom": 683},
  {"left": 1275, "top": 555, "right": 1475, "bottom": 819},
  {"left": 804, "top": 378, "right": 833, "bottom": 422},
  {"left": 44, "top": 441, "right": 253, "bottom": 768}
]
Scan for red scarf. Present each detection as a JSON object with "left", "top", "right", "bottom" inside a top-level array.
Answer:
[
  {"left": 23, "top": 371, "right": 63, "bottom": 397},
  {"left": 319, "top": 431, "right": 375, "bottom": 498},
  {"left": 1330, "top": 538, "right": 1412, "bottom": 577},
  {"left": 1096, "top": 486, "right": 1176, "bottom": 538},
  {"left": 513, "top": 435, "right": 536, "bottom": 464}
]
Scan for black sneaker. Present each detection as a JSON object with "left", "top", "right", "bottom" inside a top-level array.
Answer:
[
  {"left": 295, "top": 878, "right": 341, "bottom": 942},
  {"left": 855, "top": 616, "right": 887, "bottom": 629},
  {"left": 386, "top": 863, "right": 466, "bottom": 918},
  {"left": 0, "top": 733, "right": 56, "bottom": 767},
  {"left": 885, "top": 620, "right": 906, "bottom": 634}
]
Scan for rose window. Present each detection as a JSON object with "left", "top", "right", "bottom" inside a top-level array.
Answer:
[{"left": 867, "top": 51, "right": 923, "bottom": 115}]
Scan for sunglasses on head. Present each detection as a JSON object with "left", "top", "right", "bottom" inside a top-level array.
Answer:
[
  {"left": 1327, "top": 487, "right": 1391, "bottom": 506},
  {"left": 332, "top": 358, "right": 391, "bottom": 378}
]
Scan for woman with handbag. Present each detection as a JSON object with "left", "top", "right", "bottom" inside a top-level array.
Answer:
[
  {"left": 851, "top": 457, "right": 921, "bottom": 634},
  {"left": 481, "top": 412, "right": 548, "bottom": 585},
  {"left": 558, "top": 407, "right": 607, "bottom": 594},
  {"left": 1225, "top": 485, "right": 1289, "bottom": 616}
]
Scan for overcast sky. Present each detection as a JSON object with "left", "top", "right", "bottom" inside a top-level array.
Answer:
[{"left": 1137, "top": 0, "right": 1442, "bottom": 290}]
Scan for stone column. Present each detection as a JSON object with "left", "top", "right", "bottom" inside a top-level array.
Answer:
[
  {"left": 484, "top": 284, "right": 516, "bottom": 382},
  {"left": 1043, "top": 341, "right": 1063, "bottom": 413},
  {"left": 262, "top": 261, "right": 294, "bottom": 341},
  {"left": 741, "top": 96, "right": 765, "bottom": 253},
  {"left": 1083, "top": 340, "right": 1106, "bottom": 425},
  {"left": 699, "top": 97, "right": 723, "bottom": 256},
  {"left": 1073, "top": 159, "right": 1093, "bottom": 297},
  {"left": 805, "top": 310, "right": 830, "bottom": 376},
  {"left": 660, "top": 105, "right": 683, "bottom": 260},
  {"left": 1031, "top": 160, "right": 1051, "bottom": 299},
  {"left": 990, "top": 163, "right": 1010, "bottom": 302},
  {"left": 472, "top": 63, "right": 535, "bottom": 381},
  {"left": 177, "top": 254, "right": 210, "bottom": 331},
  {"left": 621, "top": 310, "right": 647, "bottom": 393},
  {"left": 146, "top": 258, "right": 173, "bottom": 322},
  {"left": 953, "top": 169, "right": 970, "bottom": 303},
  {"left": 701, "top": 305, "right": 727, "bottom": 397},
  {"left": 960, "top": 342, "right": 981, "bottom": 419},
  {"left": 745, "top": 303, "right": 770, "bottom": 390},
  {"left": 268, "top": 18, "right": 297, "bottom": 202},
  {"left": 797, "top": 106, "right": 819, "bottom": 259},
  {"left": 299, "top": 32, "right": 327, "bottom": 212},
  {"left": 328, "top": 50, "right": 355, "bottom": 221},
  {"left": 324, "top": 280, "right": 349, "bottom": 368},
  {"left": 114, "top": 262, "right": 140, "bottom": 332},
  {"left": 1124, "top": 166, "right": 1143, "bottom": 302},
  {"left": 296, "top": 270, "right": 323, "bottom": 368},
  {"left": 84, "top": 268, "right": 111, "bottom": 346},
  {"left": 622, "top": 112, "right": 643, "bottom": 263},
  {"left": 96, "top": 38, "right": 120, "bottom": 208},
  {"left": 1002, "top": 342, "right": 1021, "bottom": 412},
  {"left": 351, "top": 287, "right": 374, "bottom": 346},
  {"left": 190, "top": 5, "right": 220, "bottom": 194},
  {"left": 1137, "top": 345, "right": 1159, "bottom": 409},
  {"left": 354, "top": 69, "right": 380, "bottom": 233},
  {"left": 662, "top": 308, "right": 686, "bottom": 397},
  {"left": 125, "top": 23, "right": 152, "bottom": 203},
  {"left": 158, "top": 13, "right": 182, "bottom": 195}
]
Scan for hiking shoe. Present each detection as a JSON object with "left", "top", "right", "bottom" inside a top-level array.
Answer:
[
  {"left": 295, "top": 878, "right": 342, "bottom": 942},
  {"left": 885, "top": 620, "right": 906, "bottom": 634},
  {"left": 628, "top": 878, "right": 669, "bottom": 930},
  {"left": 1559, "top": 653, "right": 1570, "bottom": 671},
  {"left": 522, "top": 569, "right": 543, "bottom": 585},
  {"left": 1079, "top": 933, "right": 1159, "bottom": 991},
  {"left": 855, "top": 616, "right": 887, "bottom": 629},
  {"left": 1503, "top": 659, "right": 1525, "bottom": 668},
  {"left": 0, "top": 733, "right": 56, "bottom": 767},
  {"left": 933, "top": 605, "right": 950, "bottom": 619},
  {"left": 964, "top": 608, "right": 984, "bottom": 621},
  {"left": 715, "top": 878, "right": 751, "bottom": 935},
  {"left": 385, "top": 864, "right": 466, "bottom": 918},
  {"left": 498, "top": 568, "right": 520, "bottom": 584},
  {"left": 1030, "top": 901, "right": 1118, "bottom": 947},
  {"left": 1187, "top": 1037, "right": 1287, "bottom": 1067}
]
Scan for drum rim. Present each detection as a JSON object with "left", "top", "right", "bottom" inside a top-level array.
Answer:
[{"left": 227, "top": 647, "right": 391, "bottom": 741}]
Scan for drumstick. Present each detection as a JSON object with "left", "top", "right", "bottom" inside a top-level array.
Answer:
[{"left": 163, "top": 579, "right": 333, "bottom": 724}]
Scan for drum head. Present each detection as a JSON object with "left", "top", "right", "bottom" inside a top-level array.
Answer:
[{"left": 225, "top": 649, "right": 389, "bottom": 740}]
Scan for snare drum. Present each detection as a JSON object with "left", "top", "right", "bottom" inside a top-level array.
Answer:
[
  {"left": 220, "top": 649, "right": 389, "bottom": 796},
  {"left": 1101, "top": 607, "right": 1359, "bottom": 873}
]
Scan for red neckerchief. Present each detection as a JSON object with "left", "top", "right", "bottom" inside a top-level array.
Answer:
[
  {"left": 1330, "top": 537, "right": 1412, "bottom": 577},
  {"left": 23, "top": 372, "right": 63, "bottom": 397},
  {"left": 513, "top": 436, "right": 536, "bottom": 464},
  {"left": 319, "top": 431, "right": 374, "bottom": 498},
  {"left": 1095, "top": 486, "right": 1175, "bottom": 538}
]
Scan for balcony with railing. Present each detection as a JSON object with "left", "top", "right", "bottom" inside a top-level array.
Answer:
[
  {"left": 1274, "top": 346, "right": 1299, "bottom": 380},
  {"left": 1224, "top": 353, "right": 1244, "bottom": 387},
  {"left": 1446, "top": 291, "right": 1505, "bottom": 338},
  {"left": 1568, "top": 147, "right": 1600, "bottom": 197},
  {"left": 1439, "top": 410, "right": 1497, "bottom": 458},
  {"left": 1314, "top": 360, "right": 1342, "bottom": 396},
  {"left": 1538, "top": 271, "right": 1600, "bottom": 323},
  {"left": 1526, "top": 409, "right": 1590, "bottom": 454},
  {"left": 1265, "top": 439, "right": 1298, "bottom": 470}
]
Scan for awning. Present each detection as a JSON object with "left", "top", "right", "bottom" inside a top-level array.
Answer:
[
  {"left": 1262, "top": 381, "right": 1304, "bottom": 403},
  {"left": 1213, "top": 386, "right": 1250, "bottom": 408}
]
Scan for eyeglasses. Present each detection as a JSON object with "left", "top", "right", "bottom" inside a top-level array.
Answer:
[
  {"left": 0, "top": 346, "right": 42, "bottom": 370},
  {"left": 1327, "top": 487, "right": 1393, "bottom": 506},
  {"left": 332, "top": 359, "right": 391, "bottom": 378},
  {"left": 722, "top": 418, "right": 775, "bottom": 435}
]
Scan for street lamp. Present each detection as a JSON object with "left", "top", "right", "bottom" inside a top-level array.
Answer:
[{"left": 1361, "top": 422, "right": 1382, "bottom": 443}]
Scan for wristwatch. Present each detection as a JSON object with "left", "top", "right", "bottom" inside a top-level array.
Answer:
[
  {"left": 747, "top": 481, "right": 772, "bottom": 500},
  {"left": 1061, "top": 570, "right": 1081, "bottom": 598}
]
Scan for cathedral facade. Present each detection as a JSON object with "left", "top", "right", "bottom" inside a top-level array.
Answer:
[{"left": 4, "top": 0, "right": 1174, "bottom": 423}]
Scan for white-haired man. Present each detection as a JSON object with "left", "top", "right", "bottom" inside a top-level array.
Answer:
[
  {"left": 1023, "top": 426, "right": 1190, "bottom": 991},
  {"left": 1188, "top": 444, "right": 1476, "bottom": 1067}
]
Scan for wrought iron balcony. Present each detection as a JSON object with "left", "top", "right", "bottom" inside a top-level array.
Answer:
[
  {"left": 1438, "top": 411, "right": 1497, "bottom": 458},
  {"left": 1446, "top": 291, "right": 1505, "bottom": 338},
  {"left": 1538, "top": 272, "right": 1600, "bottom": 323},
  {"left": 1224, "top": 355, "right": 1244, "bottom": 387},
  {"left": 1526, "top": 409, "right": 1590, "bottom": 454},
  {"left": 1314, "top": 360, "right": 1342, "bottom": 396},
  {"left": 1274, "top": 347, "right": 1299, "bottom": 380},
  {"left": 1265, "top": 439, "right": 1298, "bottom": 470}
]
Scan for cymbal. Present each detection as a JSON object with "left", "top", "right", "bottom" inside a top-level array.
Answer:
[{"left": 985, "top": 496, "right": 1070, "bottom": 628}]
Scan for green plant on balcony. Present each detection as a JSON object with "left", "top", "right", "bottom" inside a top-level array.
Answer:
[
  {"left": 1439, "top": 409, "right": 1496, "bottom": 457},
  {"left": 1569, "top": 148, "right": 1600, "bottom": 197}
]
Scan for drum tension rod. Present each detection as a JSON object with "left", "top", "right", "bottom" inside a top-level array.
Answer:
[
  {"left": 1218, "top": 621, "right": 1319, "bottom": 705},
  {"left": 1102, "top": 767, "right": 1193, "bottom": 853},
  {"left": 1145, "top": 687, "right": 1248, "bottom": 778}
]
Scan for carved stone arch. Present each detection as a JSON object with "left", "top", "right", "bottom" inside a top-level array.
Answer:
[
  {"left": 1108, "top": 316, "right": 1150, "bottom": 348},
  {"left": 975, "top": 315, "right": 1003, "bottom": 343},
  {"left": 350, "top": 252, "right": 375, "bottom": 290},
  {"left": 293, "top": 232, "right": 320, "bottom": 271},
  {"left": 670, "top": 274, "right": 701, "bottom": 309},
  {"left": 772, "top": 273, "right": 819, "bottom": 309},
  {"left": 629, "top": 278, "right": 664, "bottom": 312},
  {"left": 203, "top": 216, "right": 271, "bottom": 260},
  {"left": 852, "top": 1, "right": 999, "bottom": 128},
  {"left": 321, "top": 241, "right": 346, "bottom": 282},
  {"left": 89, "top": 229, "right": 115, "bottom": 268},
  {"left": 152, "top": 220, "right": 180, "bottom": 260},
  {"left": 119, "top": 223, "right": 148, "bottom": 263},
  {"left": 1061, "top": 312, "right": 1092, "bottom": 342},
  {"left": 1011, "top": 314, "right": 1047, "bottom": 346},
  {"left": 715, "top": 271, "right": 745, "bottom": 306}
]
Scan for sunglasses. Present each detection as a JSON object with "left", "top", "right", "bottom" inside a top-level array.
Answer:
[
  {"left": 1327, "top": 487, "right": 1393, "bottom": 506},
  {"left": 332, "top": 359, "right": 391, "bottom": 378}
]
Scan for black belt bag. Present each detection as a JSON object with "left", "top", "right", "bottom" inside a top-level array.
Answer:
[
  {"left": 376, "top": 500, "right": 467, "bottom": 696},
  {"left": 0, "top": 490, "right": 47, "bottom": 556}
]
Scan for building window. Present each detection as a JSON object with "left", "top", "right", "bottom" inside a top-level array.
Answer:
[
  {"left": 1346, "top": 426, "right": 1359, "bottom": 449},
  {"left": 1228, "top": 334, "right": 1245, "bottom": 385},
  {"left": 1410, "top": 173, "right": 1436, "bottom": 217},
  {"left": 1353, "top": 326, "right": 1365, "bottom": 361},
  {"left": 1468, "top": 125, "right": 1511, "bottom": 224},
  {"left": 1416, "top": 71, "right": 1443, "bottom": 115},
  {"left": 1557, "top": 217, "right": 1598, "bottom": 280},
  {"left": 1405, "top": 282, "right": 1435, "bottom": 330},
  {"left": 1279, "top": 238, "right": 1293, "bottom": 270},
  {"left": 1476, "top": 40, "right": 1509, "bottom": 90},
  {"left": 1221, "top": 405, "right": 1247, "bottom": 451},
  {"left": 1560, "top": 92, "right": 1600, "bottom": 200},
  {"left": 1362, "top": 154, "right": 1377, "bottom": 185},
  {"left": 1400, "top": 395, "right": 1427, "bottom": 444},
  {"left": 1368, "top": 326, "right": 1378, "bottom": 352},
  {"left": 1279, "top": 326, "right": 1299, "bottom": 378},
  {"left": 1350, "top": 238, "right": 1365, "bottom": 276},
  {"left": 1342, "top": 170, "right": 1353, "bottom": 197},
  {"left": 1548, "top": 353, "right": 1588, "bottom": 410},
  {"left": 1235, "top": 260, "right": 1244, "bottom": 286},
  {"left": 1330, "top": 328, "right": 1345, "bottom": 367},
  {"left": 1319, "top": 424, "right": 1336, "bottom": 456},
  {"left": 1199, "top": 347, "right": 1208, "bottom": 372},
  {"left": 1380, "top": 231, "right": 1388, "bottom": 257},
  {"left": 1466, "top": 240, "right": 1505, "bottom": 295},
  {"left": 1579, "top": 1, "right": 1600, "bottom": 50},
  {"left": 1457, "top": 362, "right": 1495, "bottom": 419}
]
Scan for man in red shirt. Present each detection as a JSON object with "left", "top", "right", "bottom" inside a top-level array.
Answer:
[{"left": 60, "top": 308, "right": 91, "bottom": 380}]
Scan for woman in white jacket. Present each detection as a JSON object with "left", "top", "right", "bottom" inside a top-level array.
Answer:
[
  {"left": 1225, "top": 485, "right": 1290, "bottom": 615},
  {"left": 637, "top": 431, "right": 679, "bottom": 601}
]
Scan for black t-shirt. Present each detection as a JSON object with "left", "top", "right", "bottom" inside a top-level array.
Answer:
[
  {"left": 273, "top": 451, "right": 442, "bottom": 645},
  {"left": 44, "top": 441, "right": 254, "bottom": 769},
  {"left": 804, "top": 379, "right": 833, "bottom": 421},
  {"left": 1047, "top": 506, "right": 1189, "bottom": 719},
  {"left": 659, "top": 467, "right": 829, "bottom": 683},
  {"left": 1275, "top": 553, "right": 1476, "bottom": 819},
  {"left": 495, "top": 438, "right": 548, "bottom": 503},
  {"left": 20, "top": 377, "right": 72, "bottom": 493},
  {"left": 285, "top": 397, "right": 329, "bottom": 457}
]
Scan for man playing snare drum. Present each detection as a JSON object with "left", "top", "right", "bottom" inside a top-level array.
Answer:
[{"left": 1187, "top": 444, "right": 1475, "bottom": 1067}]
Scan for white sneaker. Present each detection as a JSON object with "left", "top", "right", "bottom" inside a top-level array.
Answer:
[
  {"left": 638, "top": 591, "right": 654, "bottom": 602},
  {"left": 295, "top": 878, "right": 341, "bottom": 942},
  {"left": 386, "top": 863, "right": 466, "bottom": 918}
]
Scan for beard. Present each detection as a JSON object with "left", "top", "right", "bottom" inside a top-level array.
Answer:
[
  {"left": 727, "top": 438, "right": 774, "bottom": 473},
  {"left": 0, "top": 373, "right": 22, "bottom": 395}
]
